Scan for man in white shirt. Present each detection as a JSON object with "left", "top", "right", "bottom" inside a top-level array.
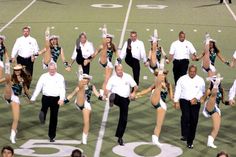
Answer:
[
  {"left": 105, "top": 64, "right": 138, "bottom": 146},
  {"left": 228, "top": 80, "right": 236, "bottom": 105},
  {"left": 168, "top": 31, "right": 197, "bottom": 84},
  {"left": 11, "top": 26, "right": 39, "bottom": 87},
  {"left": 230, "top": 50, "right": 236, "bottom": 68},
  {"left": 120, "top": 31, "right": 147, "bottom": 85},
  {"left": 31, "top": 62, "right": 65, "bottom": 142},
  {"left": 174, "top": 65, "right": 205, "bottom": 149},
  {"left": 67, "top": 32, "right": 95, "bottom": 74}
]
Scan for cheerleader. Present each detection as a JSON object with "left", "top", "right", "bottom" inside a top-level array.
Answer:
[
  {"left": 136, "top": 67, "right": 173, "bottom": 146},
  {"left": 201, "top": 76, "right": 227, "bottom": 148},
  {"left": 38, "top": 27, "right": 68, "bottom": 69},
  {"left": 0, "top": 35, "right": 9, "bottom": 83},
  {"left": 197, "top": 33, "right": 230, "bottom": 77},
  {"left": 4, "top": 64, "right": 31, "bottom": 144},
  {"left": 64, "top": 74, "right": 102, "bottom": 144}
]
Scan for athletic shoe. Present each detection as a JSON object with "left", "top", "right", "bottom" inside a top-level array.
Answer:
[
  {"left": 45, "top": 27, "right": 50, "bottom": 40},
  {"left": 82, "top": 133, "right": 88, "bottom": 145},
  {"left": 101, "top": 24, "right": 107, "bottom": 38},
  {"left": 158, "top": 58, "right": 165, "bottom": 74},
  {"left": 10, "top": 129, "right": 16, "bottom": 144},
  {"left": 207, "top": 135, "right": 217, "bottom": 148},
  {"left": 204, "top": 32, "right": 211, "bottom": 44},
  {"left": 77, "top": 65, "right": 83, "bottom": 81},
  {"left": 152, "top": 135, "right": 163, "bottom": 147},
  {"left": 5, "top": 60, "right": 10, "bottom": 74}
]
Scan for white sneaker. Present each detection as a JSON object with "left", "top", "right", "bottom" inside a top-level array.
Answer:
[
  {"left": 204, "top": 32, "right": 211, "bottom": 45},
  {"left": 152, "top": 135, "right": 163, "bottom": 147},
  {"left": 45, "top": 27, "right": 50, "bottom": 40},
  {"left": 207, "top": 135, "right": 217, "bottom": 148},
  {"left": 101, "top": 24, "right": 107, "bottom": 38},
  {"left": 82, "top": 132, "right": 88, "bottom": 145},
  {"left": 158, "top": 58, "right": 165, "bottom": 74},
  {"left": 10, "top": 129, "right": 16, "bottom": 144},
  {"left": 5, "top": 61, "right": 10, "bottom": 74}
]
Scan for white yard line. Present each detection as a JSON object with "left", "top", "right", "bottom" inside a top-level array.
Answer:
[
  {"left": 93, "top": 1, "right": 133, "bottom": 157},
  {"left": 224, "top": 0, "right": 236, "bottom": 22},
  {"left": 0, "top": 0, "right": 37, "bottom": 32},
  {"left": 118, "top": 0, "right": 133, "bottom": 50}
]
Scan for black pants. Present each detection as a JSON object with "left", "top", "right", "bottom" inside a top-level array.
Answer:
[
  {"left": 17, "top": 55, "right": 34, "bottom": 87},
  {"left": 114, "top": 94, "right": 130, "bottom": 138},
  {"left": 76, "top": 48, "right": 90, "bottom": 74},
  {"left": 125, "top": 49, "right": 140, "bottom": 85},
  {"left": 41, "top": 95, "right": 60, "bottom": 139},
  {"left": 173, "top": 59, "right": 189, "bottom": 85},
  {"left": 220, "top": 0, "right": 231, "bottom": 3},
  {"left": 180, "top": 99, "right": 200, "bottom": 145}
]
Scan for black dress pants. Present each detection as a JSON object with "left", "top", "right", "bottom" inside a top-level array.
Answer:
[{"left": 173, "top": 59, "right": 189, "bottom": 85}]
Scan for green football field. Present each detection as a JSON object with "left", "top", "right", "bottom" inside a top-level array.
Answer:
[{"left": 0, "top": 0, "right": 236, "bottom": 156}]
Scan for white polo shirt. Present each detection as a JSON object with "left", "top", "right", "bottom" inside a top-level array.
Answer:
[
  {"left": 71, "top": 41, "right": 94, "bottom": 60},
  {"left": 174, "top": 74, "right": 205, "bottom": 102},
  {"left": 120, "top": 39, "right": 147, "bottom": 62},
  {"left": 106, "top": 72, "right": 137, "bottom": 98},
  {"left": 31, "top": 72, "right": 65, "bottom": 101},
  {"left": 229, "top": 80, "right": 236, "bottom": 101},
  {"left": 169, "top": 40, "right": 196, "bottom": 60},
  {"left": 12, "top": 36, "right": 39, "bottom": 58}
]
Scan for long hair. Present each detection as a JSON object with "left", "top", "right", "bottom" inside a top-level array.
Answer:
[
  {"left": 210, "top": 41, "right": 219, "bottom": 53},
  {"left": 107, "top": 37, "right": 116, "bottom": 52},
  {"left": 11, "top": 68, "right": 32, "bottom": 87}
]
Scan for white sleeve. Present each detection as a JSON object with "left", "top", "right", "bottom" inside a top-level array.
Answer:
[
  {"left": 174, "top": 78, "right": 182, "bottom": 102},
  {"left": 120, "top": 41, "right": 128, "bottom": 60},
  {"left": 59, "top": 76, "right": 66, "bottom": 100},
  {"left": 140, "top": 41, "right": 147, "bottom": 63},
  {"left": 196, "top": 78, "right": 205, "bottom": 100},
  {"left": 88, "top": 42, "right": 95, "bottom": 56},
  {"left": 71, "top": 45, "right": 77, "bottom": 60},
  {"left": 188, "top": 42, "right": 196, "bottom": 54},
  {"left": 11, "top": 39, "right": 19, "bottom": 58},
  {"left": 233, "top": 51, "right": 236, "bottom": 59},
  {"left": 33, "top": 38, "right": 39, "bottom": 54},
  {"left": 169, "top": 42, "right": 175, "bottom": 55},
  {"left": 229, "top": 80, "right": 236, "bottom": 100},
  {"left": 128, "top": 75, "right": 137, "bottom": 88},
  {"left": 30, "top": 75, "right": 44, "bottom": 101}
]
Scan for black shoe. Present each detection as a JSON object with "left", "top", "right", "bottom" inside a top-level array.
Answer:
[
  {"left": 180, "top": 136, "right": 187, "bottom": 141},
  {"left": 109, "top": 93, "right": 115, "bottom": 107},
  {"left": 187, "top": 144, "right": 193, "bottom": 149},
  {"left": 49, "top": 138, "right": 55, "bottom": 142},
  {"left": 117, "top": 138, "right": 124, "bottom": 146},
  {"left": 39, "top": 111, "right": 45, "bottom": 124}
]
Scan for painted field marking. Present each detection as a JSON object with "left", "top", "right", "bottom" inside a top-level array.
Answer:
[
  {"left": 0, "top": 0, "right": 37, "bottom": 32},
  {"left": 223, "top": 0, "right": 236, "bottom": 22}
]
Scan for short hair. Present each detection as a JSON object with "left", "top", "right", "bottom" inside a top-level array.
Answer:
[
  {"left": 115, "top": 63, "right": 123, "bottom": 70},
  {"left": 22, "top": 26, "right": 30, "bottom": 31},
  {"left": 1, "top": 146, "right": 14, "bottom": 155},
  {"left": 216, "top": 151, "right": 229, "bottom": 157},
  {"left": 130, "top": 31, "right": 137, "bottom": 35},
  {"left": 179, "top": 31, "right": 185, "bottom": 36},
  {"left": 48, "top": 62, "right": 57, "bottom": 69},
  {"left": 188, "top": 64, "right": 197, "bottom": 71},
  {"left": 71, "top": 149, "right": 83, "bottom": 157}
]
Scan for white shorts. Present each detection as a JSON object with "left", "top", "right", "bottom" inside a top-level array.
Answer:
[
  {"left": 99, "top": 58, "right": 113, "bottom": 69},
  {"left": 74, "top": 99, "right": 91, "bottom": 111},
  {"left": 42, "top": 59, "right": 57, "bottom": 69},
  {"left": 148, "top": 61, "right": 160, "bottom": 74},
  {"left": 0, "top": 60, "right": 4, "bottom": 68},
  {"left": 202, "top": 63, "right": 216, "bottom": 73},
  {"left": 233, "top": 50, "right": 236, "bottom": 59},
  {"left": 202, "top": 101, "right": 221, "bottom": 118},
  {"left": 11, "top": 92, "right": 20, "bottom": 104}
]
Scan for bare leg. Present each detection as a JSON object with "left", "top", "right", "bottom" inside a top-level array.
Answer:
[
  {"left": 11, "top": 102, "right": 20, "bottom": 131},
  {"left": 76, "top": 81, "right": 85, "bottom": 106},
  {"left": 100, "top": 39, "right": 107, "bottom": 65},
  {"left": 150, "top": 42, "right": 158, "bottom": 68},
  {"left": 102, "top": 67, "right": 112, "bottom": 94},
  {"left": 44, "top": 27, "right": 51, "bottom": 65},
  {"left": 206, "top": 88, "right": 217, "bottom": 112},
  {"left": 150, "top": 74, "right": 164, "bottom": 106},
  {"left": 0, "top": 67, "right": 3, "bottom": 80},
  {"left": 154, "top": 108, "right": 166, "bottom": 137},
  {"left": 82, "top": 109, "right": 91, "bottom": 134},
  {"left": 211, "top": 113, "right": 221, "bottom": 139}
]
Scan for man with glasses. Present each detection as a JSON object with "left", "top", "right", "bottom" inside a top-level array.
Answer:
[{"left": 120, "top": 31, "right": 147, "bottom": 85}]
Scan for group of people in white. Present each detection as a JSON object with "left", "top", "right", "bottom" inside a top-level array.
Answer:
[{"left": 0, "top": 25, "right": 235, "bottom": 151}]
